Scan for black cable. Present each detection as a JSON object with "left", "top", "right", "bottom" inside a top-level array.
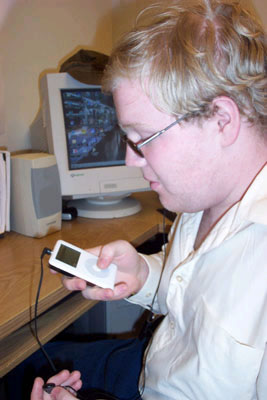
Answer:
[{"left": 34, "top": 247, "right": 57, "bottom": 374}]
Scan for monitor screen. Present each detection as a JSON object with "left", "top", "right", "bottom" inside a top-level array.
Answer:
[{"left": 61, "top": 88, "right": 126, "bottom": 170}]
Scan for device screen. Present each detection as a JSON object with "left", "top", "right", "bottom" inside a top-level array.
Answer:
[{"left": 56, "top": 244, "right": 80, "bottom": 268}]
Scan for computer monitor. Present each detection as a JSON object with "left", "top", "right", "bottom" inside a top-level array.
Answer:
[{"left": 30, "top": 73, "right": 150, "bottom": 219}]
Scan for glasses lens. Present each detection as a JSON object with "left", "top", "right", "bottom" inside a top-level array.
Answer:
[
  {"left": 121, "top": 135, "right": 144, "bottom": 158},
  {"left": 129, "top": 141, "right": 144, "bottom": 157}
]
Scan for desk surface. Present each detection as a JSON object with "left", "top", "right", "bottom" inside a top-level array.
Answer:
[{"left": 0, "top": 191, "right": 171, "bottom": 377}]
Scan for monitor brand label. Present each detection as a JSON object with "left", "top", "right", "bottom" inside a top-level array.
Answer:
[{"left": 70, "top": 173, "right": 84, "bottom": 178}]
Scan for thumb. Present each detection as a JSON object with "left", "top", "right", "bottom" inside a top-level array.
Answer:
[{"left": 30, "top": 377, "right": 44, "bottom": 400}]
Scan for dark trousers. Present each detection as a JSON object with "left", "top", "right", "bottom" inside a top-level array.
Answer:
[{"left": 5, "top": 338, "right": 147, "bottom": 400}]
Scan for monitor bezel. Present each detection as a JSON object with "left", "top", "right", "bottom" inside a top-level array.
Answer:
[{"left": 40, "top": 72, "right": 149, "bottom": 200}]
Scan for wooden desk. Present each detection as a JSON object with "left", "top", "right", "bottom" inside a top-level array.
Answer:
[{"left": 0, "top": 191, "right": 171, "bottom": 377}]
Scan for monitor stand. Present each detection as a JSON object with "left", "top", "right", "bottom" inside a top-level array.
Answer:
[{"left": 68, "top": 195, "right": 141, "bottom": 219}]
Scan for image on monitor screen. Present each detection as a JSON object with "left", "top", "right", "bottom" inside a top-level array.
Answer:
[{"left": 61, "top": 88, "right": 126, "bottom": 170}]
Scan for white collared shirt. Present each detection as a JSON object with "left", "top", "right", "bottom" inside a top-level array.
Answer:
[{"left": 128, "top": 165, "right": 267, "bottom": 399}]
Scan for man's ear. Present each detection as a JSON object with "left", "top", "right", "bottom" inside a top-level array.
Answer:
[{"left": 211, "top": 96, "right": 241, "bottom": 147}]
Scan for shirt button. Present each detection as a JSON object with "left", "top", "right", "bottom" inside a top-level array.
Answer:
[
  {"left": 145, "top": 292, "right": 152, "bottom": 298},
  {"left": 176, "top": 275, "right": 183, "bottom": 282},
  {"left": 170, "top": 321, "right": 175, "bottom": 329}
]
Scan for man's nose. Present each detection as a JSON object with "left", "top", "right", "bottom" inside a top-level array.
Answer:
[{"left": 125, "top": 145, "right": 147, "bottom": 168}]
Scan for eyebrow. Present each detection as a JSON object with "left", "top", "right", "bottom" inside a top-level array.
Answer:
[{"left": 119, "top": 122, "right": 153, "bottom": 132}]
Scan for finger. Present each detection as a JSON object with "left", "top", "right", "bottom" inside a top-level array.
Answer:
[
  {"left": 31, "top": 377, "right": 44, "bottom": 400},
  {"left": 84, "top": 245, "right": 116, "bottom": 270},
  {"left": 84, "top": 245, "right": 102, "bottom": 258},
  {"left": 50, "top": 386, "right": 76, "bottom": 400},
  {"left": 47, "top": 370, "right": 81, "bottom": 387},
  {"left": 81, "top": 286, "right": 115, "bottom": 300},
  {"left": 57, "top": 370, "right": 82, "bottom": 389},
  {"left": 82, "top": 282, "right": 128, "bottom": 301},
  {"left": 97, "top": 242, "right": 121, "bottom": 268},
  {"left": 68, "top": 379, "right": 82, "bottom": 392},
  {"left": 112, "top": 282, "right": 130, "bottom": 298},
  {"left": 46, "top": 370, "right": 72, "bottom": 386},
  {"left": 94, "top": 240, "right": 131, "bottom": 270},
  {"left": 46, "top": 371, "right": 82, "bottom": 399},
  {"left": 50, "top": 269, "right": 58, "bottom": 275},
  {"left": 62, "top": 277, "right": 87, "bottom": 291}
]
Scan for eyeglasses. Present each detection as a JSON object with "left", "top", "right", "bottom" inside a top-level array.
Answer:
[{"left": 120, "top": 114, "right": 187, "bottom": 158}]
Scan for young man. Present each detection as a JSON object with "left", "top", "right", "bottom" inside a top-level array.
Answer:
[{"left": 31, "top": 0, "right": 266, "bottom": 399}]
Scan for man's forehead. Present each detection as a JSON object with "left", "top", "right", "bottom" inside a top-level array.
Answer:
[
  {"left": 113, "top": 78, "right": 148, "bottom": 104},
  {"left": 113, "top": 79, "right": 176, "bottom": 132}
]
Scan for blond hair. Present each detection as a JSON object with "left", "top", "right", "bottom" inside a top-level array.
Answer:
[{"left": 103, "top": 0, "right": 266, "bottom": 128}]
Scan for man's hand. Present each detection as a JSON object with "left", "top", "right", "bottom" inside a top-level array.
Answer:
[
  {"left": 61, "top": 240, "right": 149, "bottom": 301},
  {"left": 31, "top": 370, "right": 82, "bottom": 400}
]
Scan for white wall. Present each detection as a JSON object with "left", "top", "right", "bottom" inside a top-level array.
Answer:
[
  {"left": 252, "top": 0, "right": 267, "bottom": 28},
  {"left": 0, "top": 0, "right": 113, "bottom": 151},
  {"left": 111, "top": 0, "right": 155, "bottom": 44},
  {"left": 0, "top": 0, "right": 266, "bottom": 151}
]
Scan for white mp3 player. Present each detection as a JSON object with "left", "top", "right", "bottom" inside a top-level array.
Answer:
[{"left": 49, "top": 240, "right": 117, "bottom": 289}]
